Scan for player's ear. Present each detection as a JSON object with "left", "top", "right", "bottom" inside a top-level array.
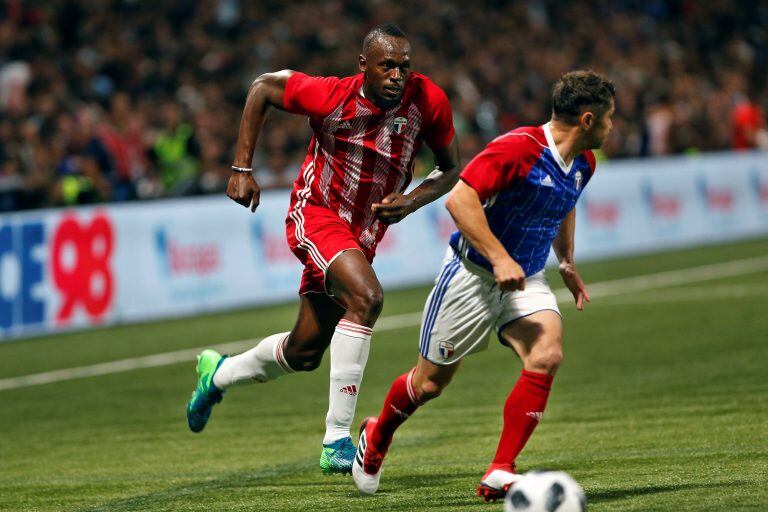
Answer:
[
  {"left": 358, "top": 54, "right": 367, "bottom": 73},
  {"left": 581, "top": 111, "right": 593, "bottom": 130}
]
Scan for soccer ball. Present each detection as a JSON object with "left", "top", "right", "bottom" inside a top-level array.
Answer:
[{"left": 503, "top": 471, "right": 586, "bottom": 512}]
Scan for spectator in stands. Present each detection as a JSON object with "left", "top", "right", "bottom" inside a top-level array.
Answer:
[
  {"left": 53, "top": 107, "right": 112, "bottom": 206},
  {"left": 732, "top": 86, "right": 768, "bottom": 151},
  {"left": 0, "top": 0, "right": 766, "bottom": 210},
  {"left": 149, "top": 102, "right": 200, "bottom": 196}
]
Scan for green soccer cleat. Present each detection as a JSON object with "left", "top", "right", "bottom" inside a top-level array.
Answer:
[
  {"left": 186, "top": 349, "right": 227, "bottom": 433},
  {"left": 320, "top": 436, "right": 356, "bottom": 475}
]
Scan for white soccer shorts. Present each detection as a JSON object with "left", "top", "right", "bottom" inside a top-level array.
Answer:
[{"left": 419, "top": 249, "right": 560, "bottom": 365}]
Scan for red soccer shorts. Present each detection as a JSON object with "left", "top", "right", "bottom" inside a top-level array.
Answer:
[{"left": 285, "top": 204, "right": 375, "bottom": 295}]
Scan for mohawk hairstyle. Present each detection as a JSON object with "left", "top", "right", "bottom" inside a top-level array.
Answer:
[
  {"left": 552, "top": 70, "right": 616, "bottom": 124},
  {"left": 362, "top": 23, "right": 407, "bottom": 54}
]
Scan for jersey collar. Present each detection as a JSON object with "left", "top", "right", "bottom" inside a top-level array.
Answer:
[{"left": 542, "top": 122, "right": 574, "bottom": 175}]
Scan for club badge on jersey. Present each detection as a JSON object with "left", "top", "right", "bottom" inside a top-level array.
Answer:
[
  {"left": 394, "top": 116, "right": 407, "bottom": 134},
  {"left": 575, "top": 170, "right": 583, "bottom": 191}
]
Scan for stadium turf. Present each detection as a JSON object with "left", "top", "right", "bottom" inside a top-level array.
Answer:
[{"left": 1, "top": 238, "right": 767, "bottom": 511}]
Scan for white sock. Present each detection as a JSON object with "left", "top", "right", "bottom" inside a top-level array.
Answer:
[
  {"left": 212, "top": 332, "right": 293, "bottom": 388},
  {"left": 323, "top": 319, "right": 372, "bottom": 445}
]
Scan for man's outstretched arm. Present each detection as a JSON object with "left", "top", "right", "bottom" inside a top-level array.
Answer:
[
  {"left": 228, "top": 70, "right": 294, "bottom": 212},
  {"left": 552, "top": 208, "right": 590, "bottom": 310},
  {"left": 372, "top": 136, "right": 460, "bottom": 224}
]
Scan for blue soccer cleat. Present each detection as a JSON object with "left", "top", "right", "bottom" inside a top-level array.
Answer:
[
  {"left": 319, "top": 436, "right": 356, "bottom": 475},
  {"left": 186, "top": 349, "right": 227, "bottom": 433}
]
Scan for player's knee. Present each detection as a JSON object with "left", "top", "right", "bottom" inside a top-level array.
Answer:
[
  {"left": 283, "top": 346, "right": 324, "bottom": 372},
  {"left": 528, "top": 347, "right": 563, "bottom": 375},
  {"left": 415, "top": 378, "right": 446, "bottom": 402},
  {"left": 348, "top": 286, "right": 384, "bottom": 322}
]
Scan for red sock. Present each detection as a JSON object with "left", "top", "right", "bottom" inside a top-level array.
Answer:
[
  {"left": 370, "top": 368, "right": 421, "bottom": 451},
  {"left": 491, "top": 369, "right": 554, "bottom": 468}
]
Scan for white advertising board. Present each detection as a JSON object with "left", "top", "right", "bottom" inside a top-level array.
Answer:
[{"left": 1, "top": 151, "right": 766, "bottom": 340}]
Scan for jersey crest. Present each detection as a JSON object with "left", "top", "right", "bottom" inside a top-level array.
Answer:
[{"left": 393, "top": 116, "right": 408, "bottom": 134}]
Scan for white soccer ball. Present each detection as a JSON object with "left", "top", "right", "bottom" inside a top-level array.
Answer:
[{"left": 503, "top": 471, "right": 586, "bottom": 512}]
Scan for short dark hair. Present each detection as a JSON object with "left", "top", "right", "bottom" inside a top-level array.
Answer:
[
  {"left": 552, "top": 70, "right": 615, "bottom": 124},
  {"left": 362, "top": 23, "right": 407, "bottom": 54}
]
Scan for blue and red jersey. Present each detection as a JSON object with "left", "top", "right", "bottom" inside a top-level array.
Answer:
[{"left": 450, "top": 124, "right": 596, "bottom": 276}]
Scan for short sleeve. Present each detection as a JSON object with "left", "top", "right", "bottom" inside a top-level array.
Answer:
[
  {"left": 460, "top": 135, "right": 536, "bottom": 201},
  {"left": 422, "top": 84, "right": 455, "bottom": 150},
  {"left": 282, "top": 72, "right": 340, "bottom": 118}
]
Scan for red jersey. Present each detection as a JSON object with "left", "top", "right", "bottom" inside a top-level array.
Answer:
[{"left": 282, "top": 71, "right": 455, "bottom": 249}]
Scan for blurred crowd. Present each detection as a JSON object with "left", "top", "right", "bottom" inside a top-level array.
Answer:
[{"left": 1, "top": 0, "right": 767, "bottom": 211}]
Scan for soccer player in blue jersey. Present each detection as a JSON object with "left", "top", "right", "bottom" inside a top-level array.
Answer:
[{"left": 352, "top": 70, "right": 616, "bottom": 499}]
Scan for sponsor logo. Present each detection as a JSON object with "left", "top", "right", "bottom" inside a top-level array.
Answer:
[
  {"left": 0, "top": 211, "right": 115, "bottom": 332},
  {"left": 526, "top": 411, "right": 544, "bottom": 421},
  {"left": 390, "top": 403, "right": 410, "bottom": 419},
  {"left": 582, "top": 195, "right": 620, "bottom": 227},
  {"left": 155, "top": 228, "right": 220, "bottom": 277},
  {"left": 541, "top": 174, "right": 554, "bottom": 187},
  {"left": 340, "top": 384, "right": 358, "bottom": 396},
  {"left": 438, "top": 341, "right": 455, "bottom": 359},
  {"left": 698, "top": 178, "right": 734, "bottom": 213},
  {"left": 249, "top": 219, "right": 295, "bottom": 264},
  {"left": 574, "top": 171, "right": 583, "bottom": 191},
  {"left": 642, "top": 181, "right": 682, "bottom": 219}
]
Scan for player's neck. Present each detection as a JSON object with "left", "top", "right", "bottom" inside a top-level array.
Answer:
[{"left": 547, "top": 120, "right": 584, "bottom": 165}]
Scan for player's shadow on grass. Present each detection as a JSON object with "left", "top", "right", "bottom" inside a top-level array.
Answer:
[{"left": 588, "top": 481, "right": 735, "bottom": 503}]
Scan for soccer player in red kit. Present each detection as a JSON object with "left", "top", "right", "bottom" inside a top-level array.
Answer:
[{"left": 185, "top": 23, "right": 460, "bottom": 475}]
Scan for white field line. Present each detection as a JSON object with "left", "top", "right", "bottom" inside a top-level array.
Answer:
[
  {"left": 583, "top": 283, "right": 768, "bottom": 306},
  {"left": 1, "top": 255, "right": 767, "bottom": 392},
  {"left": 551, "top": 255, "right": 768, "bottom": 302}
]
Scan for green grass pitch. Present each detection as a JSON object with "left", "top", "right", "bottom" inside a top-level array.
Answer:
[{"left": 1, "top": 238, "right": 767, "bottom": 511}]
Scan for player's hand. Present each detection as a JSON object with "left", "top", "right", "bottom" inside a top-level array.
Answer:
[
  {"left": 559, "top": 261, "right": 590, "bottom": 310},
  {"left": 493, "top": 257, "right": 526, "bottom": 292},
  {"left": 226, "top": 171, "right": 261, "bottom": 212},
  {"left": 371, "top": 193, "right": 416, "bottom": 224}
]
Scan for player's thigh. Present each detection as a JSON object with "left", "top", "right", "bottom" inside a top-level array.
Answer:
[
  {"left": 286, "top": 292, "right": 346, "bottom": 356},
  {"left": 499, "top": 310, "right": 563, "bottom": 372},
  {"left": 496, "top": 271, "right": 562, "bottom": 357},
  {"left": 325, "top": 248, "right": 382, "bottom": 312},
  {"left": 419, "top": 253, "right": 497, "bottom": 365},
  {"left": 500, "top": 310, "right": 563, "bottom": 354}
]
